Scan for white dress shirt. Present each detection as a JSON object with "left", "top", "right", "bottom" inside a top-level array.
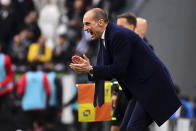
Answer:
[{"left": 101, "top": 30, "right": 106, "bottom": 47}]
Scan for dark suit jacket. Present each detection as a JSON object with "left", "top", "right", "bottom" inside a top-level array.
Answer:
[{"left": 89, "top": 23, "right": 181, "bottom": 126}]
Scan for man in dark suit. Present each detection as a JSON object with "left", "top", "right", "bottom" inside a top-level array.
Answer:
[
  {"left": 110, "top": 12, "right": 137, "bottom": 131},
  {"left": 70, "top": 8, "right": 181, "bottom": 131}
]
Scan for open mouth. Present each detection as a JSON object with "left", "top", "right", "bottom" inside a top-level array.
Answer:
[
  {"left": 89, "top": 31, "right": 94, "bottom": 38},
  {"left": 86, "top": 30, "right": 95, "bottom": 39},
  {"left": 89, "top": 31, "right": 93, "bottom": 35}
]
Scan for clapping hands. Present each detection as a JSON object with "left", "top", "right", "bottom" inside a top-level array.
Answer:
[{"left": 69, "top": 54, "right": 92, "bottom": 74}]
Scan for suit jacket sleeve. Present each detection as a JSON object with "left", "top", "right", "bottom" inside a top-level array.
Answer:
[{"left": 92, "top": 32, "right": 133, "bottom": 80}]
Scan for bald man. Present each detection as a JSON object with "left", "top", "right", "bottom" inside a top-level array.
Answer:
[
  {"left": 135, "top": 17, "right": 154, "bottom": 50},
  {"left": 70, "top": 8, "right": 181, "bottom": 131},
  {"left": 135, "top": 17, "right": 147, "bottom": 39}
]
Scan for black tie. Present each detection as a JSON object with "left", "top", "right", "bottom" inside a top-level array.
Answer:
[{"left": 94, "top": 39, "right": 105, "bottom": 107}]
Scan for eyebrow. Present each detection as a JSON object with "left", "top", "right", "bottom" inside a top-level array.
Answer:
[{"left": 84, "top": 22, "right": 90, "bottom": 25}]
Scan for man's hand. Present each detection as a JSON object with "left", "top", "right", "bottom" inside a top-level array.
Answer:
[
  {"left": 72, "top": 55, "right": 85, "bottom": 64},
  {"left": 111, "top": 95, "right": 117, "bottom": 108},
  {"left": 34, "top": 53, "right": 40, "bottom": 61},
  {"left": 69, "top": 54, "right": 92, "bottom": 74}
]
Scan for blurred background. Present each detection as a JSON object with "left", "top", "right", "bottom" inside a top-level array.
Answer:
[
  {"left": 130, "top": 0, "right": 196, "bottom": 100},
  {"left": 0, "top": 0, "right": 196, "bottom": 131}
]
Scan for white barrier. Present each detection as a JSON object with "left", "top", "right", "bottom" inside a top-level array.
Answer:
[
  {"left": 149, "top": 118, "right": 196, "bottom": 131},
  {"left": 61, "top": 74, "right": 76, "bottom": 124},
  {"left": 174, "top": 118, "right": 193, "bottom": 131},
  {"left": 150, "top": 121, "right": 170, "bottom": 131}
]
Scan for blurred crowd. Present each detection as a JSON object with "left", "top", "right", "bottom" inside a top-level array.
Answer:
[
  {"left": 0, "top": 0, "right": 126, "bottom": 73},
  {"left": 0, "top": 0, "right": 126, "bottom": 130},
  {"left": 1, "top": 0, "right": 195, "bottom": 131}
]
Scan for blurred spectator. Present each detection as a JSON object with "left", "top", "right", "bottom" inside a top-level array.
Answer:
[
  {"left": 12, "top": 0, "right": 35, "bottom": 23},
  {"left": 53, "top": 32, "right": 75, "bottom": 72},
  {"left": 66, "top": 0, "right": 85, "bottom": 40},
  {"left": 43, "top": 61, "right": 63, "bottom": 130},
  {"left": 23, "top": 10, "right": 41, "bottom": 43},
  {"left": 0, "top": 43, "right": 14, "bottom": 97},
  {"left": 8, "top": 30, "right": 30, "bottom": 66},
  {"left": 38, "top": 3, "right": 60, "bottom": 49},
  {"left": 0, "top": 43, "right": 15, "bottom": 130},
  {"left": 97, "top": 0, "right": 126, "bottom": 20},
  {"left": 0, "top": 0, "right": 20, "bottom": 52},
  {"left": 34, "top": 0, "right": 65, "bottom": 13},
  {"left": 65, "top": 0, "right": 92, "bottom": 15},
  {"left": 27, "top": 35, "right": 52, "bottom": 63},
  {"left": 17, "top": 62, "right": 50, "bottom": 131},
  {"left": 67, "top": 0, "right": 85, "bottom": 26},
  {"left": 109, "top": 0, "right": 126, "bottom": 15}
]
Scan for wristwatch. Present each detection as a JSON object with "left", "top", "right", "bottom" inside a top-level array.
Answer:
[{"left": 89, "top": 67, "right": 93, "bottom": 77}]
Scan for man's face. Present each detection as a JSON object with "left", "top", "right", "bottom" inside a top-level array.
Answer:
[
  {"left": 117, "top": 18, "right": 134, "bottom": 31},
  {"left": 83, "top": 11, "right": 102, "bottom": 40}
]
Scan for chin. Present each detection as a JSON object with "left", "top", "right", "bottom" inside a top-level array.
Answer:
[
  {"left": 91, "top": 36, "right": 96, "bottom": 40},
  {"left": 92, "top": 38, "right": 98, "bottom": 40}
]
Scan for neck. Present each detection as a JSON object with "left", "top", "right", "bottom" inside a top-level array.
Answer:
[
  {"left": 100, "top": 23, "right": 108, "bottom": 38},
  {"left": 103, "top": 23, "right": 108, "bottom": 31}
]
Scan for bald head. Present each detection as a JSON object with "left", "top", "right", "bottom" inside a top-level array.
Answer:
[
  {"left": 84, "top": 8, "right": 109, "bottom": 23},
  {"left": 135, "top": 17, "right": 147, "bottom": 38}
]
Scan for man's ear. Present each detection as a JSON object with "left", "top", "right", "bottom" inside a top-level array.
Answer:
[
  {"left": 98, "top": 19, "right": 104, "bottom": 26},
  {"left": 130, "top": 25, "right": 135, "bottom": 30}
]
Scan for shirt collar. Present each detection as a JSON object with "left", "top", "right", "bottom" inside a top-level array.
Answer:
[{"left": 101, "top": 30, "right": 106, "bottom": 40}]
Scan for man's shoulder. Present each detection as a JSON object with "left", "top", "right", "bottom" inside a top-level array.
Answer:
[
  {"left": 106, "top": 23, "right": 134, "bottom": 42},
  {"left": 107, "top": 23, "right": 134, "bottom": 37}
]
